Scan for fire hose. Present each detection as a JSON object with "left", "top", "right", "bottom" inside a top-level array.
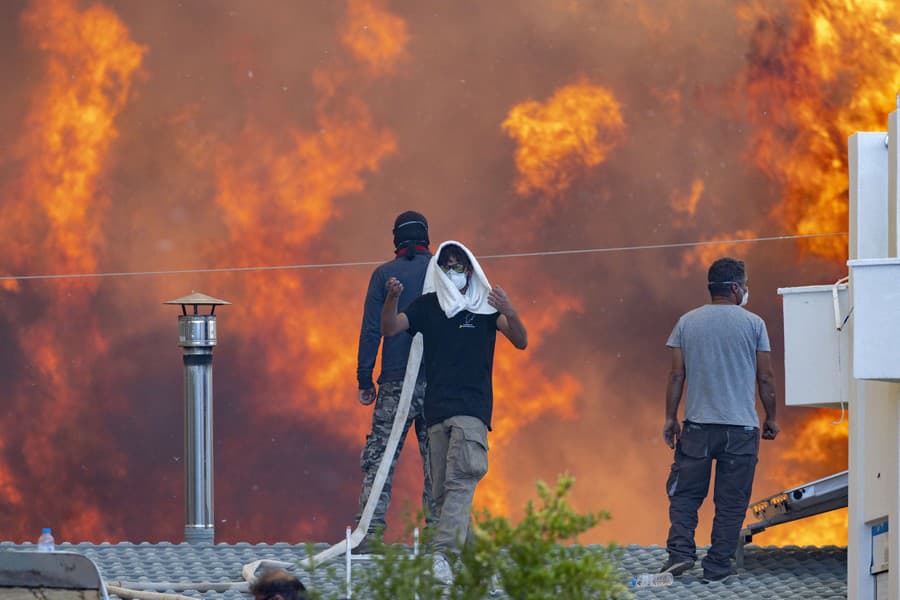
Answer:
[
  {"left": 246, "top": 332, "right": 424, "bottom": 571},
  {"left": 106, "top": 334, "right": 424, "bottom": 600}
]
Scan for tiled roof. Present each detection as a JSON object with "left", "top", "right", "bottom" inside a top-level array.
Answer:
[
  {"left": 619, "top": 544, "right": 846, "bottom": 599},
  {"left": 0, "top": 542, "right": 846, "bottom": 599}
]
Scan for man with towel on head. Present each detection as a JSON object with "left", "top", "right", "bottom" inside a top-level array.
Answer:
[{"left": 380, "top": 241, "right": 528, "bottom": 584}]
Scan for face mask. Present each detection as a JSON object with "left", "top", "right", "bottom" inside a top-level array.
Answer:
[
  {"left": 448, "top": 270, "right": 468, "bottom": 290},
  {"left": 740, "top": 287, "right": 749, "bottom": 307}
]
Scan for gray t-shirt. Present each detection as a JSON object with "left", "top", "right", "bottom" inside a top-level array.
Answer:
[{"left": 666, "top": 304, "right": 771, "bottom": 428}]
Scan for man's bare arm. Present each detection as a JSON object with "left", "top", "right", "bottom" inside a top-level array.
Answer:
[
  {"left": 381, "top": 277, "right": 410, "bottom": 337},
  {"left": 497, "top": 313, "right": 528, "bottom": 349},
  {"left": 756, "top": 351, "right": 780, "bottom": 440},
  {"left": 490, "top": 286, "right": 527, "bottom": 350},
  {"left": 663, "top": 348, "right": 685, "bottom": 449}
]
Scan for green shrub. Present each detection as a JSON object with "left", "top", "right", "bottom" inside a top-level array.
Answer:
[
  {"left": 359, "top": 474, "right": 631, "bottom": 599},
  {"left": 359, "top": 532, "right": 447, "bottom": 600}
]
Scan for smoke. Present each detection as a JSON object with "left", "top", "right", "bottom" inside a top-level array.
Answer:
[{"left": 0, "top": 0, "right": 867, "bottom": 547}]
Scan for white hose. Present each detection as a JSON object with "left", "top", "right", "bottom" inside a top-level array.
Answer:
[
  {"left": 107, "top": 585, "right": 199, "bottom": 600},
  {"left": 243, "top": 334, "right": 424, "bottom": 578},
  {"left": 832, "top": 275, "right": 850, "bottom": 425},
  {"left": 832, "top": 276, "right": 849, "bottom": 330},
  {"left": 108, "top": 581, "right": 247, "bottom": 592}
]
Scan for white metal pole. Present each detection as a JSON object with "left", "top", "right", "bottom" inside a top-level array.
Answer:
[
  {"left": 345, "top": 526, "right": 352, "bottom": 599},
  {"left": 413, "top": 527, "right": 420, "bottom": 600}
]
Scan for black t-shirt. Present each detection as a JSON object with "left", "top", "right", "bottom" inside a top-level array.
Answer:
[{"left": 404, "top": 292, "right": 500, "bottom": 429}]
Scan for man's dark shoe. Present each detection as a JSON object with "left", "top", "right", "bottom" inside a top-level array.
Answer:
[
  {"left": 700, "top": 570, "right": 735, "bottom": 584},
  {"left": 659, "top": 557, "right": 694, "bottom": 576}
]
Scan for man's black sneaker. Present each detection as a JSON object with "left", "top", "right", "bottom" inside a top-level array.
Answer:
[
  {"left": 659, "top": 557, "right": 694, "bottom": 576},
  {"left": 700, "top": 571, "right": 735, "bottom": 584}
]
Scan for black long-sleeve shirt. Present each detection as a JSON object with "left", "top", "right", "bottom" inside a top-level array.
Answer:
[{"left": 356, "top": 252, "right": 431, "bottom": 389}]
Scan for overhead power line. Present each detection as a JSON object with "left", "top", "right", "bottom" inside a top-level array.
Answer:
[{"left": 0, "top": 231, "right": 848, "bottom": 283}]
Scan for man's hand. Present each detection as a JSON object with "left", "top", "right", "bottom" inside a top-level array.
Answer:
[
  {"left": 385, "top": 277, "right": 403, "bottom": 299},
  {"left": 663, "top": 418, "right": 681, "bottom": 449},
  {"left": 762, "top": 418, "right": 780, "bottom": 440},
  {"left": 359, "top": 388, "right": 376, "bottom": 406},
  {"left": 488, "top": 286, "right": 515, "bottom": 316},
  {"left": 381, "top": 278, "right": 410, "bottom": 336}
]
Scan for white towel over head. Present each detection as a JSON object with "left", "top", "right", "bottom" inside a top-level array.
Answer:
[{"left": 424, "top": 240, "right": 496, "bottom": 319}]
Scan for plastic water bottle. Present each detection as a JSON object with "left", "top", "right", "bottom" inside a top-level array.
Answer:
[
  {"left": 630, "top": 572, "right": 674, "bottom": 587},
  {"left": 37, "top": 528, "right": 55, "bottom": 552}
]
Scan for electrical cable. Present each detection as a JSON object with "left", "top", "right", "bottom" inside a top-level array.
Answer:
[{"left": 0, "top": 231, "right": 848, "bottom": 283}]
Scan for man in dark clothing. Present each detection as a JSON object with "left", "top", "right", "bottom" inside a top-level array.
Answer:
[
  {"left": 355, "top": 211, "right": 436, "bottom": 550},
  {"left": 660, "top": 257, "right": 780, "bottom": 583},
  {"left": 381, "top": 241, "right": 528, "bottom": 584}
]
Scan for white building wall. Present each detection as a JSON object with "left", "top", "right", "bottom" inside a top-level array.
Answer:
[{"left": 847, "top": 132, "right": 894, "bottom": 600}]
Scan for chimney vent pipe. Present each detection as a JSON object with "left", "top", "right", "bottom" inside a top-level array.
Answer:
[{"left": 165, "top": 292, "right": 231, "bottom": 544}]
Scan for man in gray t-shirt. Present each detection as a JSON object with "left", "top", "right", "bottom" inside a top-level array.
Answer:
[{"left": 659, "top": 257, "right": 780, "bottom": 583}]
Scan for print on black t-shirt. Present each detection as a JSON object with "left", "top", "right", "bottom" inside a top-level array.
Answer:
[{"left": 404, "top": 293, "right": 500, "bottom": 430}]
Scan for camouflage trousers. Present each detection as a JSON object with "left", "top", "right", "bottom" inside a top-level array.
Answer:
[{"left": 357, "top": 380, "right": 436, "bottom": 534}]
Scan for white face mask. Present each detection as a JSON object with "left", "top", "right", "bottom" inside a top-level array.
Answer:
[
  {"left": 739, "top": 287, "right": 749, "bottom": 306},
  {"left": 448, "top": 270, "right": 468, "bottom": 290}
]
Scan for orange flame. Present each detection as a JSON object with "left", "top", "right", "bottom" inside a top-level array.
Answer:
[
  {"left": 739, "top": 0, "right": 900, "bottom": 260},
  {"left": 490, "top": 79, "right": 618, "bottom": 514},
  {"left": 128, "top": 0, "right": 414, "bottom": 541},
  {"left": 215, "top": 115, "right": 395, "bottom": 247},
  {"left": 340, "top": 0, "right": 409, "bottom": 76},
  {"left": 502, "top": 81, "right": 625, "bottom": 198},
  {"left": 13, "top": 0, "right": 144, "bottom": 276},
  {"left": 756, "top": 509, "right": 847, "bottom": 546},
  {"left": 681, "top": 0, "right": 868, "bottom": 532},
  {"left": 671, "top": 179, "right": 705, "bottom": 221},
  {"left": 0, "top": 437, "right": 23, "bottom": 507},
  {"left": 0, "top": 0, "right": 867, "bottom": 549},
  {"left": 679, "top": 228, "right": 758, "bottom": 276},
  {"left": 475, "top": 289, "right": 585, "bottom": 515},
  {"left": 780, "top": 410, "right": 848, "bottom": 466},
  {"left": 0, "top": 0, "right": 144, "bottom": 542},
  {"left": 755, "top": 410, "right": 848, "bottom": 545},
  {"left": 206, "top": 4, "right": 403, "bottom": 457}
]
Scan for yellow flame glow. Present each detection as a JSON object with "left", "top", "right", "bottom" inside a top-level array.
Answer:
[{"left": 503, "top": 81, "right": 625, "bottom": 198}]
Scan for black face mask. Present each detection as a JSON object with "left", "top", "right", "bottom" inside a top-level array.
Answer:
[{"left": 393, "top": 211, "right": 429, "bottom": 249}]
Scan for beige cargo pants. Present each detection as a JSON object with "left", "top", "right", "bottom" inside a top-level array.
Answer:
[{"left": 427, "top": 415, "right": 489, "bottom": 556}]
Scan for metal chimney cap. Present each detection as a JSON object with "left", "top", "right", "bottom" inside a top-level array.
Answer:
[{"left": 164, "top": 292, "right": 231, "bottom": 306}]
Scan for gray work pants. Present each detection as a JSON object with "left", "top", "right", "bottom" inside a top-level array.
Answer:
[
  {"left": 665, "top": 421, "right": 759, "bottom": 577},
  {"left": 427, "top": 416, "right": 489, "bottom": 556}
]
